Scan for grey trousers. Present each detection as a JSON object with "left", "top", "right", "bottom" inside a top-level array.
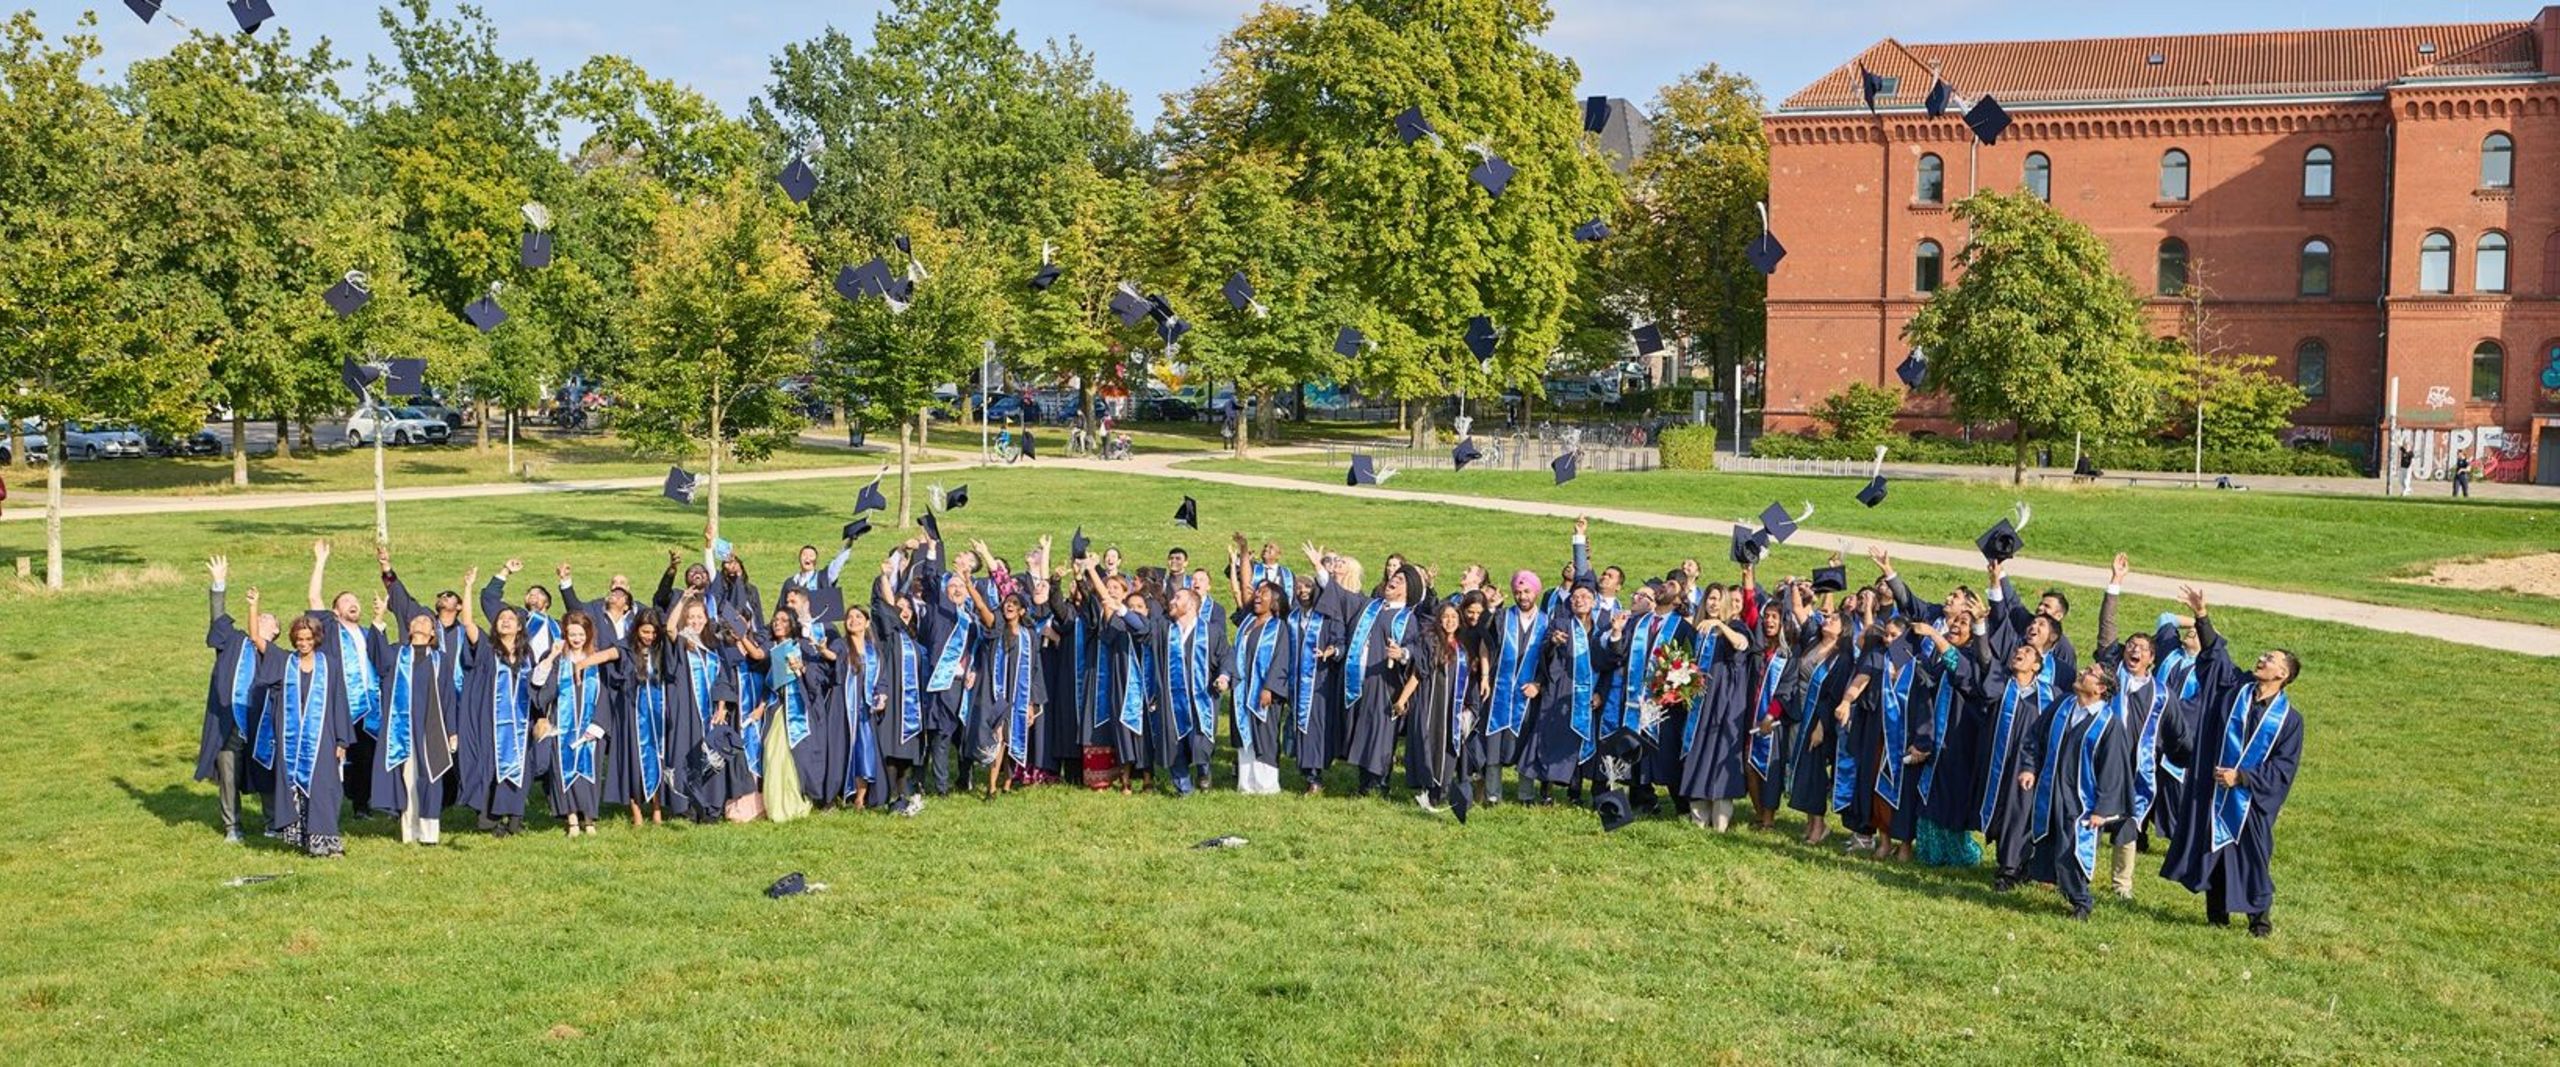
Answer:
[{"left": 213, "top": 743, "right": 252, "bottom": 834}]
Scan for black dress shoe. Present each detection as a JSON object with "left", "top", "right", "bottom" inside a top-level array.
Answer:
[
  {"left": 2248, "top": 915, "right": 2272, "bottom": 938},
  {"left": 1992, "top": 875, "right": 2017, "bottom": 892},
  {"left": 2068, "top": 904, "right": 2091, "bottom": 921},
  {"left": 2208, "top": 910, "right": 2231, "bottom": 927}
]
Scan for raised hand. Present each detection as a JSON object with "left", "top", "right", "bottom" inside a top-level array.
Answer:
[
  {"left": 1867, "top": 545, "right": 1890, "bottom": 572},
  {"left": 1573, "top": 516, "right": 1589, "bottom": 538},
  {"left": 2179, "top": 585, "right": 2207, "bottom": 616},
  {"left": 667, "top": 549, "right": 682, "bottom": 571},
  {"left": 503, "top": 558, "right": 524, "bottom": 577},
  {"left": 2111, "top": 552, "right": 2130, "bottom": 586},
  {"left": 376, "top": 543, "right": 392, "bottom": 572},
  {"left": 464, "top": 566, "right": 481, "bottom": 591},
  {"left": 245, "top": 587, "right": 261, "bottom": 610},
  {"left": 556, "top": 561, "right": 572, "bottom": 584},
  {"left": 207, "top": 555, "right": 229, "bottom": 586},
  {"left": 312, "top": 539, "right": 331, "bottom": 562},
  {"left": 373, "top": 593, "right": 389, "bottom": 622}
]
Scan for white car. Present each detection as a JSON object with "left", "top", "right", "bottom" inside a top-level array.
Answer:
[
  {"left": 53, "top": 422, "right": 146, "bottom": 460},
  {"left": 346, "top": 406, "right": 453, "bottom": 447}
]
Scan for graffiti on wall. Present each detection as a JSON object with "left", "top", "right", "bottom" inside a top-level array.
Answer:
[{"left": 2389, "top": 425, "right": 2530, "bottom": 483}]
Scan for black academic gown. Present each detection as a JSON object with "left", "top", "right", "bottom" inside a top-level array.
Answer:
[
  {"left": 1149, "top": 613, "right": 1226, "bottom": 774},
  {"left": 1033, "top": 602, "right": 1080, "bottom": 774},
  {"left": 1783, "top": 639, "right": 1855, "bottom": 819},
  {"left": 1288, "top": 602, "right": 1344, "bottom": 780},
  {"left": 1230, "top": 612, "right": 1292, "bottom": 770},
  {"left": 196, "top": 589, "right": 274, "bottom": 797},
  {"left": 1404, "top": 636, "right": 1470, "bottom": 796},
  {"left": 1520, "top": 616, "right": 1617, "bottom": 786},
  {"left": 1616, "top": 611, "right": 1696, "bottom": 787},
  {"left": 972, "top": 623, "right": 1049, "bottom": 767},
  {"left": 605, "top": 642, "right": 678, "bottom": 809},
  {"left": 366, "top": 641, "right": 456, "bottom": 817},
  {"left": 2021, "top": 696, "right": 2134, "bottom": 905},
  {"left": 749, "top": 639, "right": 836, "bottom": 804},
  {"left": 453, "top": 638, "right": 539, "bottom": 820},
  {"left": 1339, "top": 596, "right": 1421, "bottom": 781},
  {"left": 659, "top": 638, "right": 724, "bottom": 818},
  {"left": 1096, "top": 605, "right": 1155, "bottom": 767},
  {"left": 562, "top": 584, "right": 635, "bottom": 656},
  {"left": 537, "top": 655, "right": 617, "bottom": 820},
  {"left": 1913, "top": 638, "right": 1995, "bottom": 835},
  {"left": 258, "top": 649, "right": 357, "bottom": 854},
  {"left": 2159, "top": 617, "right": 2305, "bottom": 917},
  {"left": 1482, "top": 607, "right": 1545, "bottom": 769},
  {"left": 1675, "top": 624, "right": 1753, "bottom": 803},
  {"left": 869, "top": 595, "right": 927, "bottom": 766}
]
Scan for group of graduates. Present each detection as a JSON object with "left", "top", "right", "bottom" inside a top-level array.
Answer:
[{"left": 194, "top": 511, "right": 2304, "bottom": 932}]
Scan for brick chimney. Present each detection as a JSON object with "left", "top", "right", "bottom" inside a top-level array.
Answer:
[{"left": 2540, "top": 5, "right": 2560, "bottom": 75}]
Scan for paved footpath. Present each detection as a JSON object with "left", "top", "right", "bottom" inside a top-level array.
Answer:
[
  {"left": 9, "top": 448, "right": 2553, "bottom": 657},
  {"left": 1070, "top": 452, "right": 2560, "bottom": 659}
]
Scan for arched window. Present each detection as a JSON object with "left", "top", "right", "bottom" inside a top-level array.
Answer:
[
  {"left": 2419, "top": 231, "right": 2454, "bottom": 293},
  {"left": 2295, "top": 340, "right": 2328, "bottom": 398},
  {"left": 2481, "top": 133, "right": 2514, "bottom": 189},
  {"left": 2472, "top": 341, "right": 2505, "bottom": 402},
  {"left": 2302, "top": 146, "right": 2334, "bottom": 198},
  {"left": 2023, "top": 152, "right": 2051, "bottom": 202},
  {"left": 2157, "top": 238, "right": 2189, "bottom": 295},
  {"left": 1915, "top": 239, "right": 1944, "bottom": 292},
  {"left": 2299, "top": 239, "right": 2332, "bottom": 296},
  {"left": 2478, "top": 231, "right": 2511, "bottom": 293},
  {"left": 2160, "top": 149, "right": 2191, "bottom": 201},
  {"left": 1915, "top": 154, "right": 1944, "bottom": 204}
]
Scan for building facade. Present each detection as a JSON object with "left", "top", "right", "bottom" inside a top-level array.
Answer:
[{"left": 1765, "top": 9, "right": 2560, "bottom": 483}]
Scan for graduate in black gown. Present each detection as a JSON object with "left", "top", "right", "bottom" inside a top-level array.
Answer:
[
  {"left": 380, "top": 550, "right": 473, "bottom": 815},
  {"left": 535, "top": 611, "right": 620, "bottom": 837},
  {"left": 910, "top": 539, "right": 978, "bottom": 798},
  {"left": 1977, "top": 639, "right": 2058, "bottom": 892},
  {"left": 1519, "top": 582, "right": 1621, "bottom": 800},
  {"left": 1832, "top": 609, "right": 1927, "bottom": 858},
  {"left": 454, "top": 584, "right": 539, "bottom": 837},
  {"left": 2146, "top": 618, "right": 2206, "bottom": 847},
  {"left": 604, "top": 609, "right": 677, "bottom": 826},
  {"left": 196, "top": 557, "right": 276, "bottom": 844},
  {"left": 307, "top": 541, "right": 386, "bottom": 814},
  {"left": 561, "top": 562, "right": 639, "bottom": 654},
  {"left": 738, "top": 608, "right": 835, "bottom": 811},
  {"left": 2020, "top": 663, "right": 2134, "bottom": 919},
  {"left": 1225, "top": 570, "right": 1293, "bottom": 796},
  {"left": 2091, "top": 553, "right": 2175, "bottom": 898},
  {"left": 869, "top": 559, "right": 930, "bottom": 813},
  {"left": 1080, "top": 556, "right": 1152, "bottom": 794},
  {"left": 2158, "top": 587, "right": 2306, "bottom": 937},
  {"left": 1331, "top": 560, "right": 1424, "bottom": 797},
  {"left": 660, "top": 596, "right": 728, "bottom": 822},
  {"left": 826, "top": 609, "right": 887, "bottom": 809},
  {"left": 971, "top": 578, "right": 1048, "bottom": 798},
  {"left": 1675, "top": 583, "right": 1754, "bottom": 831},
  {"left": 258, "top": 614, "right": 357, "bottom": 857},
  {"left": 708, "top": 542, "right": 766, "bottom": 635},
  {"left": 1402, "top": 600, "right": 1473, "bottom": 812},
  {"left": 1783, "top": 591, "right": 1854, "bottom": 846},
  {"left": 1285, "top": 572, "right": 1343, "bottom": 794},
  {"left": 1151, "top": 583, "right": 1229, "bottom": 796},
  {"left": 1743, "top": 579, "right": 1796, "bottom": 831},
  {"left": 1484, "top": 571, "right": 1549, "bottom": 805},
  {"left": 1908, "top": 610, "right": 1993, "bottom": 868},
  {"left": 1618, "top": 583, "right": 1697, "bottom": 814},
  {"left": 370, "top": 607, "right": 458, "bottom": 845}
]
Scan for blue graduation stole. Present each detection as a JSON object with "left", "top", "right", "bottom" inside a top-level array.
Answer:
[
  {"left": 2154, "top": 650, "right": 2199, "bottom": 783},
  {"left": 1445, "top": 643, "right": 1471, "bottom": 753},
  {"left": 770, "top": 639, "right": 811, "bottom": 748},
  {"left": 560, "top": 663, "right": 602, "bottom": 785},
  {"left": 1250, "top": 562, "right": 1294, "bottom": 595},
  {"left": 338, "top": 624, "right": 380, "bottom": 734},
  {"left": 1566, "top": 621, "right": 1596, "bottom": 762},
  {"left": 1872, "top": 654, "right": 1917, "bottom": 805},
  {"left": 635, "top": 675, "right": 665, "bottom": 801},
  {"left": 1342, "top": 600, "right": 1412, "bottom": 705},
  {"left": 1117, "top": 636, "right": 1150, "bottom": 736},
  {"left": 1169, "top": 619, "right": 1213, "bottom": 740},
  {"left": 384, "top": 647, "right": 419, "bottom": 771},
  {"left": 2120, "top": 668, "right": 2167, "bottom": 826},
  {"left": 492, "top": 660, "right": 527, "bottom": 787},
  {"left": 1975, "top": 675, "right": 2048, "bottom": 830},
  {"left": 278, "top": 661, "right": 329, "bottom": 790},
  {"left": 2210, "top": 689, "right": 2292, "bottom": 855},
  {"left": 1681, "top": 631, "right": 1721, "bottom": 757},
  {"left": 898, "top": 633, "right": 923, "bottom": 742},
  {"left": 1828, "top": 656, "right": 1864, "bottom": 816},
  {"left": 441, "top": 622, "right": 469, "bottom": 706},
  {"left": 1233, "top": 617, "right": 1280, "bottom": 755},
  {"left": 685, "top": 649, "right": 719, "bottom": 731},
  {"left": 998, "top": 629, "right": 1035, "bottom": 763},
  {"left": 525, "top": 612, "right": 558, "bottom": 657},
  {"left": 2032, "top": 698, "right": 2121, "bottom": 876},
  {"left": 1613, "top": 612, "right": 1670, "bottom": 737},
  {"left": 1917, "top": 647, "right": 1960, "bottom": 802},
  {"left": 734, "top": 657, "right": 768, "bottom": 769},
  {"left": 1748, "top": 650, "right": 1789, "bottom": 777},
  {"left": 927, "top": 610, "right": 974, "bottom": 693},
  {"left": 1292, "top": 613, "right": 1321, "bottom": 735},
  {"left": 1796, "top": 657, "right": 1835, "bottom": 782},
  {"left": 228, "top": 638, "right": 258, "bottom": 738},
  {"left": 1490, "top": 606, "right": 1545, "bottom": 737}
]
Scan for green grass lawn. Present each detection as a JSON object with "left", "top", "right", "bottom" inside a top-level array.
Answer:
[
  {"left": 3, "top": 467, "right": 2554, "bottom": 1061},
  {"left": 1182, "top": 458, "right": 2560, "bottom": 632},
  {"left": 924, "top": 416, "right": 1405, "bottom": 458},
  {"left": 9, "top": 433, "right": 887, "bottom": 499}
]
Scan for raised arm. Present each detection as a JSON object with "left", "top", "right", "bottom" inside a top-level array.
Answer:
[
  {"left": 1569, "top": 516, "right": 1594, "bottom": 585},
  {"left": 307, "top": 539, "right": 331, "bottom": 612},
  {"left": 2093, "top": 552, "right": 2128, "bottom": 661},
  {"left": 206, "top": 556, "right": 239, "bottom": 648}
]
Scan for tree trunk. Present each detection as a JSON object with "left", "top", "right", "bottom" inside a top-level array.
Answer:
[
  {"left": 272, "top": 413, "right": 292, "bottom": 460},
  {"left": 6, "top": 413, "right": 25, "bottom": 472},
  {"left": 299, "top": 420, "right": 315, "bottom": 454},
  {"left": 1256, "top": 388, "right": 1277, "bottom": 449},
  {"left": 898, "top": 416, "right": 917, "bottom": 529},
  {"left": 229, "top": 411, "right": 248, "bottom": 487},
  {"left": 44, "top": 416, "right": 66, "bottom": 590},
  {"left": 476, "top": 399, "right": 491, "bottom": 451},
  {"left": 2012, "top": 434, "right": 2029, "bottom": 486},
  {"left": 1408, "top": 400, "right": 1434, "bottom": 450}
]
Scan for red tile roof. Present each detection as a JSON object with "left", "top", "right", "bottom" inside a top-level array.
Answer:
[{"left": 1780, "top": 21, "right": 2542, "bottom": 112}]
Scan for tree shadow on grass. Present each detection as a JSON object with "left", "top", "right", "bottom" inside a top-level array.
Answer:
[
  {"left": 206, "top": 519, "right": 338, "bottom": 539},
  {"left": 716, "top": 498, "right": 831, "bottom": 522},
  {"left": 513, "top": 513, "right": 675, "bottom": 544},
  {"left": 115, "top": 776, "right": 207, "bottom": 828}
]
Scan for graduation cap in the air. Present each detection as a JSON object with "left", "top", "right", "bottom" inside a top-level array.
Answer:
[
  {"left": 1858, "top": 63, "right": 1886, "bottom": 113},
  {"left": 464, "top": 290, "right": 508, "bottom": 333},
  {"left": 1746, "top": 201, "right": 1787, "bottom": 275},
  {"left": 380, "top": 358, "right": 427, "bottom": 398},
  {"left": 1465, "top": 316, "right": 1498, "bottom": 362},
  {"left": 1347, "top": 454, "right": 1379, "bottom": 487},
  {"left": 1594, "top": 789, "right": 1637, "bottom": 832},
  {"left": 1964, "top": 95, "right": 2012, "bottom": 146},
  {"left": 1110, "top": 286, "right": 1153, "bottom": 329},
  {"left": 1070, "top": 527, "right": 1091, "bottom": 560},
  {"left": 1029, "top": 260, "right": 1063, "bottom": 292},
  {"left": 893, "top": 233, "right": 913, "bottom": 259},
  {"left": 124, "top": 0, "right": 160, "bottom": 23},
  {"left": 1451, "top": 439, "right": 1483, "bottom": 470},
  {"left": 776, "top": 156, "right": 817, "bottom": 204},
  {"left": 806, "top": 584, "right": 848, "bottom": 628},
  {"left": 1857, "top": 476, "right": 1889, "bottom": 508},
  {"left": 1393, "top": 106, "right": 1437, "bottom": 146},
  {"left": 1449, "top": 778, "right": 1474, "bottom": 824},
  {"left": 1158, "top": 315, "right": 1192, "bottom": 348},
  {"left": 854, "top": 477, "right": 887, "bottom": 515},
  {"left": 323, "top": 271, "right": 372, "bottom": 317},
  {"left": 1632, "top": 323, "right": 1666, "bottom": 357},
  {"left": 1333, "top": 326, "right": 1367, "bottom": 359},
  {"left": 1173, "top": 496, "right": 1198, "bottom": 529},
  {"left": 229, "top": 0, "right": 274, "bottom": 34},
  {"left": 1925, "top": 76, "right": 1954, "bottom": 118},
  {"left": 1466, "top": 148, "right": 1517, "bottom": 198},
  {"left": 520, "top": 231, "right": 553, "bottom": 270},
  {"left": 1551, "top": 451, "right": 1579, "bottom": 485},
  {"left": 1811, "top": 566, "right": 1848, "bottom": 595},
  {"left": 1729, "top": 524, "right": 1770, "bottom": 566},
  {"left": 1759, "top": 501, "right": 1802, "bottom": 543},
  {"left": 340, "top": 357, "right": 382, "bottom": 401},
  {"left": 1977, "top": 518, "right": 2022, "bottom": 563},
  {"left": 918, "top": 511, "right": 943, "bottom": 545},
  {"left": 1018, "top": 429, "right": 1037, "bottom": 458},
  {"left": 943, "top": 484, "right": 969, "bottom": 512},
  {"left": 663, "top": 466, "right": 698, "bottom": 506},
  {"left": 1582, "top": 95, "right": 1614, "bottom": 134},
  {"left": 1574, "top": 219, "right": 1613, "bottom": 243},
  {"left": 833, "top": 264, "right": 866, "bottom": 304},
  {"left": 1218, "top": 271, "right": 1255, "bottom": 313},
  {"left": 1896, "top": 350, "right": 1929, "bottom": 390},
  {"left": 841, "top": 516, "right": 873, "bottom": 543}
]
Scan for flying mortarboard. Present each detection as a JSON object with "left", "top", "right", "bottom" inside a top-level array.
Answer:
[
  {"left": 1222, "top": 271, "right": 1255, "bottom": 313},
  {"left": 1173, "top": 496, "right": 1198, "bottom": 529},
  {"left": 1857, "top": 476, "right": 1889, "bottom": 508},
  {"left": 1632, "top": 323, "right": 1666, "bottom": 357},
  {"left": 381, "top": 358, "right": 427, "bottom": 398},
  {"left": 1110, "top": 286, "right": 1152, "bottom": 329},
  {"left": 1574, "top": 219, "right": 1613, "bottom": 243},
  {"left": 1745, "top": 231, "right": 1788, "bottom": 275},
  {"left": 1070, "top": 527, "right": 1090, "bottom": 560},
  {"left": 464, "top": 291, "right": 508, "bottom": 333},
  {"left": 918, "top": 511, "right": 943, "bottom": 544},
  {"left": 1159, "top": 315, "right": 1192, "bottom": 348},
  {"left": 1029, "top": 261, "right": 1062, "bottom": 292},
  {"left": 833, "top": 265, "right": 866, "bottom": 303},
  {"left": 340, "top": 357, "right": 382, "bottom": 401},
  {"left": 1758, "top": 501, "right": 1800, "bottom": 543},
  {"left": 1811, "top": 566, "right": 1848, "bottom": 595},
  {"left": 893, "top": 233, "right": 913, "bottom": 258},
  {"left": 662, "top": 467, "right": 697, "bottom": 505},
  {"left": 1393, "top": 106, "right": 1436, "bottom": 145},
  {"left": 1466, "top": 150, "right": 1517, "bottom": 198},
  {"left": 1896, "top": 350, "right": 1929, "bottom": 390},
  {"left": 776, "top": 156, "right": 817, "bottom": 204},
  {"left": 854, "top": 478, "right": 887, "bottom": 515},
  {"left": 1451, "top": 438, "right": 1483, "bottom": 470},
  {"left": 124, "top": 0, "right": 160, "bottom": 23},
  {"left": 323, "top": 271, "right": 372, "bottom": 317},
  {"left": 1976, "top": 518, "right": 2022, "bottom": 563},
  {"left": 1464, "top": 316, "right": 1498, "bottom": 362},
  {"left": 806, "top": 584, "right": 848, "bottom": 627},
  {"left": 1582, "top": 96, "right": 1614, "bottom": 134},
  {"left": 1347, "top": 454, "right": 1379, "bottom": 487},
  {"left": 1728, "top": 524, "right": 1769, "bottom": 566},
  {"left": 1550, "top": 451, "right": 1578, "bottom": 485},
  {"left": 943, "top": 484, "right": 969, "bottom": 512},
  {"left": 1333, "top": 326, "right": 1367, "bottom": 359},
  {"left": 1858, "top": 63, "right": 1886, "bottom": 112},
  {"left": 1925, "top": 77, "right": 1954, "bottom": 118},
  {"left": 1964, "top": 95, "right": 2012, "bottom": 145},
  {"left": 841, "top": 516, "right": 873, "bottom": 543},
  {"left": 520, "top": 231, "right": 553, "bottom": 270},
  {"left": 229, "top": 0, "right": 273, "bottom": 35}
]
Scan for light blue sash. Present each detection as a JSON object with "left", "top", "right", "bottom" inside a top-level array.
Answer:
[
  {"left": 1681, "top": 631, "right": 1721, "bottom": 757},
  {"left": 999, "top": 629, "right": 1035, "bottom": 763},
  {"left": 2032, "top": 699, "right": 2121, "bottom": 876},
  {"left": 1233, "top": 617, "right": 1279, "bottom": 754},
  {"left": 1874, "top": 655, "right": 1917, "bottom": 804},
  {"left": 927, "top": 610, "right": 974, "bottom": 692},
  {"left": 2154, "top": 649, "right": 2198, "bottom": 783},
  {"left": 1567, "top": 621, "right": 1596, "bottom": 762},
  {"left": 898, "top": 633, "right": 923, "bottom": 742},
  {"left": 228, "top": 638, "right": 258, "bottom": 738},
  {"left": 1976, "top": 675, "right": 2048, "bottom": 830},
  {"left": 384, "top": 648, "right": 419, "bottom": 771},
  {"left": 1748, "top": 651, "right": 1789, "bottom": 776},
  {"left": 338, "top": 623, "right": 379, "bottom": 734},
  {"left": 2210, "top": 689, "right": 2291, "bottom": 854},
  {"left": 2120, "top": 668, "right": 2166, "bottom": 826},
  {"left": 1169, "top": 620, "right": 1213, "bottom": 740},
  {"left": 1917, "top": 647, "right": 1960, "bottom": 802},
  {"left": 1342, "top": 600, "right": 1412, "bottom": 706},
  {"left": 1118, "top": 636, "right": 1150, "bottom": 736},
  {"left": 769, "top": 639, "right": 811, "bottom": 748},
  {"left": 635, "top": 677, "right": 665, "bottom": 801},
  {"left": 1293, "top": 614, "right": 1322, "bottom": 734},
  {"left": 1491, "top": 607, "right": 1545, "bottom": 737},
  {"left": 279, "top": 662, "right": 329, "bottom": 790},
  {"left": 493, "top": 660, "right": 527, "bottom": 787},
  {"left": 685, "top": 649, "right": 719, "bottom": 731},
  {"left": 1613, "top": 612, "right": 1669, "bottom": 736},
  {"left": 560, "top": 664, "right": 601, "bottom": 785}
]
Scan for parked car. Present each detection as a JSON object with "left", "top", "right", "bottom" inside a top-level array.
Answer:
[
  {"left": 346, "top": 406, "right": 454, "bottom": 447},
  {"left": 405, "top": 401, "right": 465, "bottom": 431},
  {"left": 980, "top": 394, "right": 1042, "bottom": 424},
  {"left": 1136, "top": 396, "right": 1197, "bottom": 422},
  {"left": 50, "top": 422, "right": 148, "bottom": 460},
  {"left": 145, "top": 429, "right": 225, "bottom": 457}
]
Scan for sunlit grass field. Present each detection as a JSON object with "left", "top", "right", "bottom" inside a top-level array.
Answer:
[{"left": 2, "top": 466, "right": 2554, "bottom": 1062}]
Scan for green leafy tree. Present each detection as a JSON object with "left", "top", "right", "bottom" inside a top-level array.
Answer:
[
  {"left": 1902, "top": 190, "right": 2157, "bottom": 483},
  {"left": 819, "top": 212, "right": 1007, "bottom": 525},
  {"left": 1007, "top": 163, "right": 1159, "bottom": 435},
  {"left": 1612, "top": 65, "right": 1768, "bottom": 391},
  {"left": 0, "top": 13, "right": 211, "bottom": 587},
  {"left": 1811, "top": 382, "right": 1903, "bottom": 443},
  {"left": 1156, "top": 152, "right": 1342, "bottom": 455},
  {"left": 620, "top": 174, "right": 827, "bottom": 537},
  {"left": 556, "top": 55, "right": 759, "bottom": 196}
]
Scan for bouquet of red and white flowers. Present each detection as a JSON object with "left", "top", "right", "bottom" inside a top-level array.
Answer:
[{"left": 1648, "top": 643, "right": 1704, "bottom": 709}]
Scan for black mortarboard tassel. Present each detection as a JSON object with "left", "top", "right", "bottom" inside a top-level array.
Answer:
[
  {"left": 520, "top": 230, "right": 553, "bottom": 270},
  {"left": 464, "top": 293, "right": 508, "bottom": 333},
  {"left": 854, "top": 478, "right": 887, "bottom": 515},
  {"left": 1551, "top": 451, "right": 1578, "bottom": 485},
  {"left": 1574, "top": 219, "right": 1613, "bottom": 243},
  {"left": 1857, "top": 476, "right": 1888, "bottom": 508},
  {"left": 1632, "top": 323, "right": 1666, "bottom": 357},
  {"left": 1173, "top": 496, "right": 1198, "bottom": 529},
  {"left": 842, "top": 516, "right": 873, "bottom": 542},
  {"left": 1977, "top": 518, "right": 2022, "bottom": 563},
  {"left": 776, "top": 157, "right": 817, "bottom": 204},
  {"left": 1451, "top": 439, "right": 1483, "bottom": 470},
  {"left": 1347, "top": 454, "right": 1378, "bottom": 487},
  {"left": 1964, "top": 95, "right": 2012, "bottom": 146},
  {"left": 323, "top": 273, "right": 372, "bottom": 317},
  {"left": 1465, "top": 316, "right": 1498, "bottom": 362},
  {"left": 663, "top": 466, "right": 698, "bottom": 506},
  {"left": 229, "top": 0, "right": 273, "bottom": 35}
]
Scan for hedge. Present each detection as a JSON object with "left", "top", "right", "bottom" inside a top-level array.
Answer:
[
  {"left": 1657, "top": 425, "right": 1716, "bottom": 470},
  {"left": 1747, "top": 432, "right": 2360, "bottom": 477}
]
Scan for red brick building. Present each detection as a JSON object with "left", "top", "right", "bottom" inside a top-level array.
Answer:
[{"left": 1765, "top": 9, "right": 2560, "bottom": 483}]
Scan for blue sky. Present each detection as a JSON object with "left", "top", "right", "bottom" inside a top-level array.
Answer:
[{"left": 49, "top": 0, "right": 2514, "bottom": 128}]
